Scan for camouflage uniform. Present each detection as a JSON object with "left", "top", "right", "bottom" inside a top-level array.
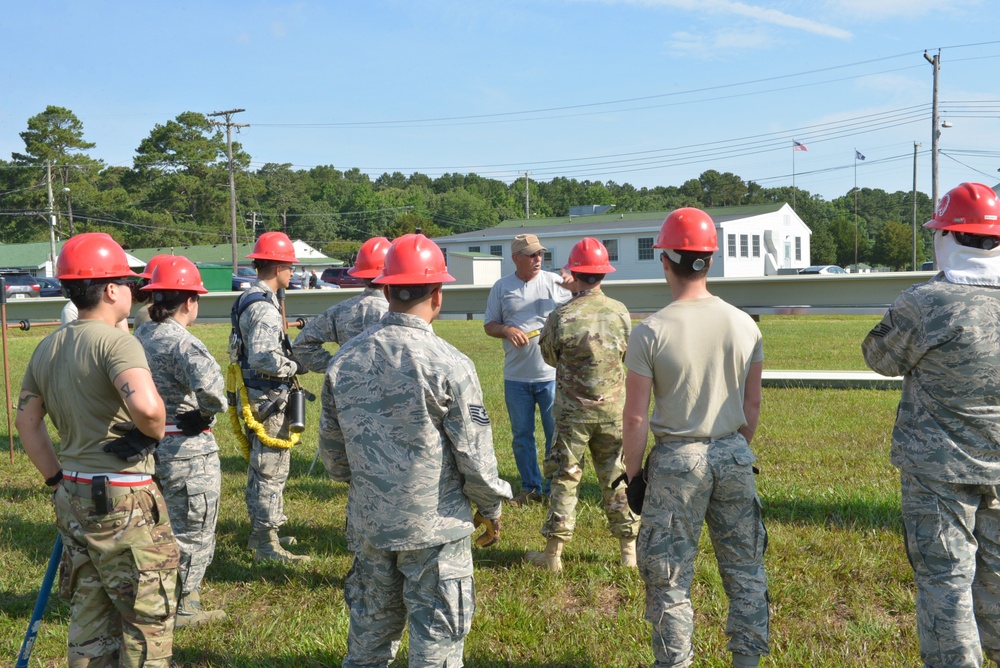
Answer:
[
  {"left": 538, "top": 287, "right": 638, "bottom": 542},
  {"left": 228, "top": 281, "right": 299, "bottom": 533},
  {"left": 863, "top": 275, "right": 1000, "bottom": 667},
  {"left": 136, "top": 318, "right": 227, "bottom": 597},
  {"left": 319, "top": 311, "right": 512, "bottom": 667},
  {"left": 292, "top": 285, "right": 388, "bottom": 373}
]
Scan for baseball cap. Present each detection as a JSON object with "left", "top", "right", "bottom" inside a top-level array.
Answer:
[{"left": 511, "top": 234, "right": 547, "bottom": 256}]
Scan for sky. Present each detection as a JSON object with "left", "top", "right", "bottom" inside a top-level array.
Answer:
[{"left": 3, "top": 0, "right": 1000, "bottom": 204}]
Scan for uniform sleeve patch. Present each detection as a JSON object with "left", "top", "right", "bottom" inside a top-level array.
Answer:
[
  {"left": 869, "top": 311, "right": 894, "bottom": 338},
  {"left": 469, "top": 405, "right": 491, "bottom": 426}
]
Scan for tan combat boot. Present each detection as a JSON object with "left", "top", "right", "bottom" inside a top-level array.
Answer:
[
  {"left": 175, "top": 590, "right": 227, "bottom": 629},
  {"left": 620, "top": 537, "right": 637, "bottom": 568},
  {"left": 524, "top": 537, "right": 564, "bottom": 572},
  {"left": 251, "top": 528, "right": 312, "bottom": 563},
  {"left": 247, "top": 531, "right": 297, "bottom": 550}
]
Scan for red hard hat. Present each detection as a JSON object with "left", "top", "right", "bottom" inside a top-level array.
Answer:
[
  {"left": 247, "top": 231, "right": 298, "bottom": 263},
  {"left": 57, "top": 233, "right": 138, "bottom": 280},
  {"left": 654, "top": 207, "right": 719, "bottom": 252},
  {"left": 349, "top": 237, "right": 391, "bottom": 278},
  {"left": 924, "top": 182, "right": 1000, "bottom": 235},
  {"left": 141, "top": 257, "right": 208, "bottom": 294},
  {"left": 564, "top": 237, "right": 616, "bottom": 274},
  {"left": 373, "top": 234, "right": 455, "bottom": 285},
  {"left": 139, "top": 254, "right": 174, "bottom": 280}
]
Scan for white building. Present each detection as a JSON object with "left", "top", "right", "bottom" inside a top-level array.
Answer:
[{"left": 432, "top": 203, "right": 812, "bottom": 279}]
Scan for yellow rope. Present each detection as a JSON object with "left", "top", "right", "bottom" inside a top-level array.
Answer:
[{"left": 226, "top": 363, "right": 299, "bottom": 461}]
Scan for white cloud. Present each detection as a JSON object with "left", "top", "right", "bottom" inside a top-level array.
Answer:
[
  {"left": 593, "top": 0, "right": 852, "bottom": 39},
  {"left": 667, "top": 28, "right": 773, "bottom": 59},
  {"left": 271, "top": 21, "right": 288, "bottom": 39},
  {"left": 822, "top": 0, "right": 982, "bottom": 21}
]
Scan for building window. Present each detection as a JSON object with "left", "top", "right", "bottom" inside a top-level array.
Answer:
[
  {"left": 728, "top": 234, "right": 737, "bottom": 258},
  {"left": 795, "top": 237, "right": 801, "bottom": 261},
  {"left": 740, "top": 235, "right": 749, "bottom": 258},
  {"left": 637, "top": 237, "right": 654, "bottom": 261},
  {"left": 752, "top": 235, "right": 760, "bottom": 257},
  {"left": 490, "top": 244, "right": 502, "bottom": 257},
  {"left": 601, "top": 238, "right": 619, "bottom": 262},
  {"left": 468, "top": 245, "right": 480, "bottom": 253}
]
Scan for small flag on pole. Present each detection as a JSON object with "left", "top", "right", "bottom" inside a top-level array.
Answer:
[
  {"left": 855, "top": 150, "right": 866, "bottom": 161},
  {"left": 793, "top": 140, "right": 808, "bottom": 152}
]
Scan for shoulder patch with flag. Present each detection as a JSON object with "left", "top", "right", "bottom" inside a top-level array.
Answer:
[
  {"left": 793, "top": 140, "right": 808, "bottom": 151},
  {"left": 469, "top": 404, "right": 490, "bottom": 426}
]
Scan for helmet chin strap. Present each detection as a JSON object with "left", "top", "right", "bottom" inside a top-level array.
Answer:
[{"left": 663, "top": 248, "right": 706, "bottom": 271}]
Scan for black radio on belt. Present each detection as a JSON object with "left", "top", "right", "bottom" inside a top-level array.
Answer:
[{"left": 91, "top": 475, "right": 111, "bottom": 515}]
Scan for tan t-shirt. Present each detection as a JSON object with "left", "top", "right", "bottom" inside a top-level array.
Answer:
[
  {"left": 625, "top": 296, "right": 763, "bottom": 440},
  {"left": 22, "top": 319, "right": 152, "bottom": 473}
]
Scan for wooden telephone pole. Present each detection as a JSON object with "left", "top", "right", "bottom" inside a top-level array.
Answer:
[{"left": 207, "top": 109, "right": 249, "bottom": 272}]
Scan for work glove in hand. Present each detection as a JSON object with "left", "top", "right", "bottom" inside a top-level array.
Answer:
[
  {"left": 292, "top": 359, "right": 308, "bottom": 375},
  {"left": 613, "top": 471, "right": 647, "bottom": 516},
  {"left": 103, "top": 424, "right": 159, "bottom": 463},
  {"left": 473, "top": 512, "right": 501, "bottom": 548},
  {"left": 175, "top": 409, "right": 213, "bottom": 436}
]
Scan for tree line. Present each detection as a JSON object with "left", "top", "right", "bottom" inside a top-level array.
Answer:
[{"left": 0, "top": 106, "right": 936, "bottom": 269}]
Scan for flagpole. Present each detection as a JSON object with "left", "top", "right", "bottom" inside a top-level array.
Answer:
[
  {"left": 854, "top": 148, "right": 859, "bottom": 268},
  {"left": 792, "top": 141, "right": 797, "bottom": 210}
]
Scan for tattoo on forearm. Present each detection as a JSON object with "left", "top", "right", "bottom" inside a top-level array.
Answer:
[
  {"left": 120, "top": 382, "right": 135, "bottom": 399},
  {"left": 17, "top": 393, "right": 38, "bottom": 411}
]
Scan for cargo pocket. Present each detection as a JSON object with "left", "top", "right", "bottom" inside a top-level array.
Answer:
[
  {"left": 428, "top": 541, "right": 475, "bottom": 641},
  {"left": 184, "top": 478, "right": 211, "bottom": 532},
  {"left": 130, "top": 542, "right": 181, "bottom": 621}
]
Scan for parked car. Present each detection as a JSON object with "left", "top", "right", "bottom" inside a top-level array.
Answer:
[
  {"left": 920, "top": 261, "right": 935, "bottom": 271},
  {"left": 313, "top": 279, "right": 341, "bottom": 290},
  {"left": 0, "top": 271, "right": 41, "bottom": 299},
  {"left": 37, "top": 276, "right": 63, "bottom": 297},
  {"left": 798, "top": 265, "right": 847, "bottom": 275},
  {"left": 233, "top": 266, "right": 256, "bottom": 291},
  {"left": 321, "top": 267, "right": 365, "bottom": 288}
]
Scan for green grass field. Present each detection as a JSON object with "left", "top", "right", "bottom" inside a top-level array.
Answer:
[{"left": 0, "top": 315, "right": 983, "bottom": 666}]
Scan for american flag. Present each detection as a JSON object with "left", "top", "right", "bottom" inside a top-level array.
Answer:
[
  {"left": 855, "top": 150, "right": 866, "bottom": 161},
  {"left": 793, "top": 140, "right": 808, "bottom": 151}
]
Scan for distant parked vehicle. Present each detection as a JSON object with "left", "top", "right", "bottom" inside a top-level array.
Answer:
[
  {"left": 321, "top": 267, "right": 365, "bottom": 288},
  {"left": 313, "top": 279, "right": 341, "bottom": 290},
  {"left": 233, "top": 266, "right": 256, "bottom": 291},
  {"left": 799, "top": 265, "right": 847, "bottom": 275},
  {"left": 0, "top": 271, "right": 41, "bottom": 299},
  {"left": 37, "top": 276, "right": 63, "bottom": 297},
  {"left": 920, "top": 261, "right": 935, "bottom": 271}
]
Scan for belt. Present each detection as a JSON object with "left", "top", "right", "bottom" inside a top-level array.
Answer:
[
  {"left": 656, "top": 432, "right": 736, "bottom": 445},
  {"left": 163, "top": 423, "right": 211, "bottom": 436},
  {"left": 63, "top": 471, "right": 153, "bottom": 486},
  {"left": 61, "top": 472, "right": 154, "bottom": 500}
]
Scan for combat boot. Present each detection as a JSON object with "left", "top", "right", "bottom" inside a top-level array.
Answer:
[
  {"left": 252, "top": 528, "right": 312, "bottom": 564},
  {"left": 524, "top": 537, "right": 564, "bottom": 572},
  {"left": 620, "top": 537, "right": 637, "bottom": 568},
  {"left": 175, "top": 590, "right": 227, "bottom": 629},
  {"left": 247, "top": 530, "right": 297, "bottom": 550}
]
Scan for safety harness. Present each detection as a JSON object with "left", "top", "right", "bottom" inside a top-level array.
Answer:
[{"left": 227, "top": 290, "right": 301, "bottom": 459}]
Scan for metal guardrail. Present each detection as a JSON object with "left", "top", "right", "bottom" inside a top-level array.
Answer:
[{"left": 3, "top": 271, "right": 933, "bottom": 323}]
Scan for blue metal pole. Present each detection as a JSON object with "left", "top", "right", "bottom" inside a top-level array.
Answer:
[{"left": 15, "top": 534, "right": 63, "bottom": 668}]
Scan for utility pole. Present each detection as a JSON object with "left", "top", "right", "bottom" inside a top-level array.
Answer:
[
  {"left": 924, "top": 50, "right": 941, "bottom": 209},
  {"left": 524, "top": 172, "right": 530, "bottom": 219},
  {"left": 207, "top": 109, "right": 248, "bottom": 273},
  {"left": 912, "top": 142, "right": 921, "bottom": 271},
  {"left": 246, "top": 210, "right": 258, "bottom": 239},
  {"left": 46, "top": 161, "right": 57, "bottom": 274}
]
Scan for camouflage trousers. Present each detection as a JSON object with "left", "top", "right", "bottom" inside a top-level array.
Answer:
[
  {"left": 542, "top": 420, "right": 639, "bottom": 542},
  {"left": 246, "top": 430, "right": 290, "bottom": 531},
  {"left": 156, "top": 452, "right": 222, "bottom": 595},
  {"left": 638, "top": 433, "right": 769, "bottom": 667},
  {"left": 900, "top": 471, "right": 1000, "bottom": 667},
  {"left": 343, "top": 536, "right": 474, "bottom": 668},
  {"left": 54, "top": 481, "right": 180, "bottom": 668}
]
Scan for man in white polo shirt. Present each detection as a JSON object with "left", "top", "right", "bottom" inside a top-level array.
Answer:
[{"left": 485, "top": 233, "right": 570, "bottom": 506}]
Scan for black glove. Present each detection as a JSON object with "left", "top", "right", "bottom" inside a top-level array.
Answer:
[
  {"left": 613, "top": 470, "right": 647, "bottom": 516},
  {"left": 175, "top": 409, "right": 213, "bottom": 436},
  {"left": 293, "top": 359, "right": 308, "bottom": 375},
  {"left": 103, "top": 427, "right": 159, "bottom": 463}
]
